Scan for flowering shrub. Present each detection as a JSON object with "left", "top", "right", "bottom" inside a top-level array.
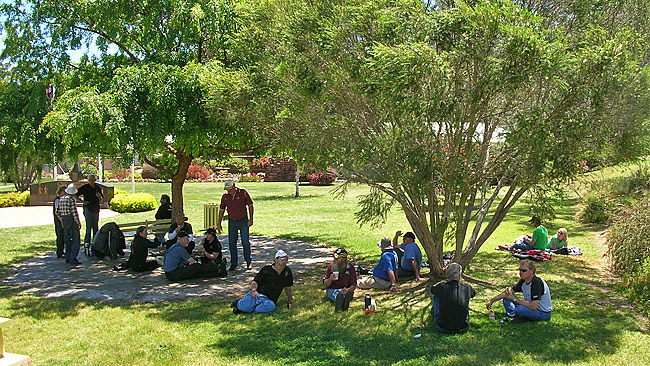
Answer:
[
  {"left": 105, "top": 169, "right": 143, "bottom": 181},
  {"left": 308, "top": 169, "right": 337, "bottom": 185},
  {"left": 109, "top": 192, "right": 156, "bottom": 213},
  {"left": 186, "top": 163, "right": 211, "bottom": 180},
  {"left": 619, "top": 257, "right": 650, "bottom": 317},
  {"left": 0, "top": 191, "right": 30, "bottom": 207},
  {"left": 239, "top": 173, "right": 263, "bottom": 182},
  {"left": 607, "top": 196, "right": 650, "bottom": 274},
  {"left": 250, "top": 157, "right": 271, "bottom": 173}
]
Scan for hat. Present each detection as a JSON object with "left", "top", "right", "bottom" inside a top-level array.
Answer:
[
  {"left": 275, "top": 250, "right": 288, "bottom": 258},
  {"left": 224, "top": 179, "right": 235, "bottom": 190},
  {"left": 65, "top": 183, "right": 78, "bottom": 195},
  {"left": 177, "top": 230, "right": 189, "bottom": 239},
  {"left": 205, "top": 228, "right": 217, "bottom": 236},
  {"left": 529, "top": 215, "right": 541, "bottom": 225},
  {"left": 403, "top": 232, "right": 416, "bottom": 240},
  {"left": 445, "top": 263, "right": 462, "bottom": 281},
  {"left": 333, "top": 248, "right": 348, "bottom": 258},
  {"left": 377, "top": 237, "right": 393, "bottom": 250}
]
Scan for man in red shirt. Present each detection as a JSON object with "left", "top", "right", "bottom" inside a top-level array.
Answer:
[{"left": 217, "top": 179, "right": 254, "bottom": 270}]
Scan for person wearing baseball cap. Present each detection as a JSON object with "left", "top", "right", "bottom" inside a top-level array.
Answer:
[
  {"left": 323, "top": 248, "right": 357, "bottom": 311},
  {"left": 163, "top": 231, "right": 221, "bottom": 281},
  {"left": 217, "top": 179, "right": 255, "bottom": 271},
  {"left": 430, "top": 263, "right": 476, "bottom": 334},
  {"left": 357, "top": 237, "right": 399, "bottom": 292},
  {"left": 232, "top": 250, "right": 293, "bottom": 314}
]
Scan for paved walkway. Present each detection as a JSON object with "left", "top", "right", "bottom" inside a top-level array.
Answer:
[
  {"left": 3, "top": 235, "right": 332, "bottom": 302},
  {"left": 0, "top": 206, "right": 119, "bottom": 228}
]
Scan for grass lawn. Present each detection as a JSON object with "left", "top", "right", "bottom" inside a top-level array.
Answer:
[{"left": 0, "top": 181, "right": 648, "bottom": 365}]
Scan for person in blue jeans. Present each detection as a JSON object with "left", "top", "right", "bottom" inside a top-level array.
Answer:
[
  {"left": 486, "top": 259, "right": 552, "bottom": 323},
  {"left": 75, "top": 174, "right": 103, "bottom": 248},
  {"left": 232, "top": 250, "right": 293, "bottom": 314},
  {"left": 392, "top": 230, "right": 425, "bottom": 282},
  {"left": 217, "top": 179, "right": 254, "bottom": 271}
]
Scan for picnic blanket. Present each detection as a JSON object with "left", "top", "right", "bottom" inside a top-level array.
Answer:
[{"left": 496, "top": 243, "right": 582, "bottom": 261}]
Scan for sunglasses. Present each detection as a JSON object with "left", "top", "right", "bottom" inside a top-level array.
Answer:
[
  {"left": 519, "top": 268, "right": 529, "bottom": 273},
  {"left": 277, "top": 257, "right": 288, "bottom": 261}
]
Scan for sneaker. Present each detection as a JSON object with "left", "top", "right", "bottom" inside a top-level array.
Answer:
[
  {"left": 231, "top": 300, "right": 243, "bottom": 314},
  {"left": 335, "top": 293, "right": 345, "bottom": 312},
  {"left": 342, "top": 291, "right": 354, "bottom": 311},
  {"left": 500, "top": 317, "right": 509, "bottom": 324},
  {"left": 246, "top": 262, "right": 251, "bottom": 270},
  {"left": 511, "top": 316, "right": 529, "bottom": 324},
  {"left": 71, "top": 259, "right": 82, "bottom": 265},
  {"left": 228, "top": 264, "right": 238, "bottom": 271},
  {"left": 231, "top": 299, "right": 239, "bottom": 308}
]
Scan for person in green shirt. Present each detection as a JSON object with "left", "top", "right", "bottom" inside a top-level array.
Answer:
[
  {"left": 527, "top": 216, "right": 548, "bottom": 250},
  {"left": 547, "top": 228, "right": 568, "bottom": 250}
]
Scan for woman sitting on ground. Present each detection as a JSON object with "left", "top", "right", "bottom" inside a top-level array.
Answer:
[
  {"left": 198, "top": 228, "right": 224, "bottom": 265},
  {"left": 547, "top": 228, "right": 568, "bottom": 250},
  {"left": 124, "top": 226, "right": 160, "bottom": 272}
]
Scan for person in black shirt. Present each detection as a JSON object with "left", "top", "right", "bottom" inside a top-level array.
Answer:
[
  {"left": 76, "top": 174, "right": 103, "bottom": 246},
  {"left": 154, "top": 194, "right": 172, "bottom": 242},
  {"left": 53, "top": 185, "right": 67, "bottom": 259},
  {"left": 431, "top": 263, "right": 476, "bottom": 334},
  {"left": 125, "top": 226, "right": 161, "bottom": 272},
  {"left": 198, "top": 228, "right": 223, "bottom": 264},
  {"left": 232, "top": 250, "right": 293, "bottom": 314}
]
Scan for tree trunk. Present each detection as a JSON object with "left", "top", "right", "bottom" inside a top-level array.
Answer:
[{"left": 170, "top": 153, "right": 193, "bottom": 217}]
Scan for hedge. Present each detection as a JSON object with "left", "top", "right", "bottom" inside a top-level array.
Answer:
[
  {"left": 109, "top": 192, "right": 156, "bottom": 213},
  {"left": 0, "top": 191, "right": 30, "bottom": 208}
]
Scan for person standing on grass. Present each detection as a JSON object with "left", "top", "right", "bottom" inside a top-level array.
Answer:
[
  {"left": 56, "top": 183, "right": 82, "bottom": 266},
  {"left": 75, "top": 174, "right": 103, "bottom": 248},
  {"left": 486, "top": 259, "right": 552, "bottom": 323},
  {"left": 323, "top": 248, "right": 357, "bottom": 312},
  {"left": 232, "top": 250, "right": 293, "bottom": 314},
  {"left": 53, "top": 185, "right": 66, "bottom": 259},
  {"left": 430, "top": 263, "right": 475, "bottom": 334},
  {"left": 357, "top": 237, "right": 399, "bottom": 292},
  {"left": 392, "top": 230, "right": 425, "bottom": 281},
  {"left": 217, "top": 179, "right": 254, "bottom": 271}
]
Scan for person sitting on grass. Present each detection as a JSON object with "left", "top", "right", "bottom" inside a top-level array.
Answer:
[
  {"left": 124, "top": 226, "right": 160, "bottom": 272},
  {"left": 392, "top": 230, "right": 425, "bottom": 282},
  {"left": 548, "top": 227, "right": 568, "bottom": 250},
  {"left": 323, "top": 248, "right": 357, "bottom": 312},
  {"left": 163, "top": 231, "right": 220, "bottom": 281},
  {"left": 357, "top": 237, "right": 398, "bottom": 292},
  {"left": 510, "top": 215, "right": 548, "bottom": 252},
  {"left": 197, "top": 228, "right": 224, "bottom": 265},
  {"left": 430, "top": 263, "right": 475, "bottom": 335},
  {"left": 486, "top": 259, "right": 552, "bottom": 323},
  {"left": 232, "top": 250, "right": 293, "bottom": 314}
]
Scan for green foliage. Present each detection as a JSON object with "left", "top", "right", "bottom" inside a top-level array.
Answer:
[
  {"left": 80, "top": 163, "right": 98, "bottom": 178},
  {"left": 607, "top": 195, "right": 650, "bottom": 274},
  {"left": 109, "top": 192, "right": 156, "bottom": 213},
  {"left": 579, "top": 195, "right": 610, "bottom": 224},
  {"left": 105, "top": 169, "right": 142, "bottom": 181},
  {"left": 0, "top": 190, "right": 30, "bottom": 207},
  {"left": 619, "top": 257, "right": 650, "bottom": 317}
]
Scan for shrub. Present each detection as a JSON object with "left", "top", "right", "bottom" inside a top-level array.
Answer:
[
  {"left": 308, "top": 169, "right": 337, "bottom": 186},
  {"left": 579, "top": 195, "right": 609, "bottom": 224},
  {"left": 239, "top": 173, "right": 263, "bottom": 182},
  {"left": 109, "top": 192, "right": 156, "bottom": 213},
  {"left": 619, "top": 257, "right": 650, "bottom": 317},
  {"left": 186, "top": 163, "right": 211, "bottom": 180},
  {"left": 607, "top": 195, "right": 650, "bottom": 274},
  {"left": 81, "top": 163, "right": 98, "bottom": 178},
  {"left": 141, "top": 164, "right": 159, "bottom": 180},
  {"left": 114, "top": 188, "right": 127, "bottom": 196},
  {"left": 0, "top": 191, "right": 30, "bottom": 208},
  {"left": 250, "top": 157, "right": 271, "bottom": 173},
  {"left": 225, "top": 157, "right": 249, "bottom": 174},
  {"left": 105, "top": 169, "right": 142, "bottom": 181}
]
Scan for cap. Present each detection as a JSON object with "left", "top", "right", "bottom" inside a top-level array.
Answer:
[
  {"left": 377, "top": 237, "right": 393, "bottom": 250},
  {"left": 403, "top": 232, "right": 415, "bottom": 240},
  {"left": 445, "top": 263, "right": 462, "bottom": 281},
  {"left": 177, "top": 230, "right": 189, "bottom": 239},
  {"left": 224, "top": 179, "right": 235, "bottom": 190},
  {"left": 205, "top": 228, "right": 217, "bottom": 236},
  {"left": 333, "top": 248, "right": 348, "bottom": 258},
  {"left": 275, "top": 250, "right": 288, "bottom": 258}
]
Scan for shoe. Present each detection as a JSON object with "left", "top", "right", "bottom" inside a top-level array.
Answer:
[
  {"left": 231, "top": 299, "right": 239, "bottom": 308},
  {"left": 57, "top": 255, "right": 65, "bottom": 259},
  {"left": 228, "top": 264, "right": 238, "bottom": 271},
  {"left": 500, "top": 317, "right": 509, "bottom": 324},
  {"left": 335, "top": 293, "right": 345, "bottom": 312},
  {"left": 246, "top": 262, "right": 251, "bottom": 270},
  {"left": 71, "top": 260, "right": 82, "bottom": 265},
  {"left": 342, "top": 291, "right": 354, "bottom": 311},
  {"left": 511, "top": 316, "right": 529, "bottom": 324},
  {"left": 233, "top": 307, "right": 244, "bottom": 314}
]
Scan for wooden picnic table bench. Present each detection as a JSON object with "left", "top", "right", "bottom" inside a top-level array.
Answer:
[{"left": 118, "top": 218, "right": 172, "bottom": 239}]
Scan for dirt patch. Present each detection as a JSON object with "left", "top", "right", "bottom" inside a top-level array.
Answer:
[{"left": 2, "top": 236, "right": 332, "bottom": 303}]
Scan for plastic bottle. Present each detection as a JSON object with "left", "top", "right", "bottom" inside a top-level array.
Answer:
[
  {"left": 364, "top": 294, "right": 371, "bottom": 309},
  {"left": 488, "top": 309, "right": 496, "bottom": 320}
]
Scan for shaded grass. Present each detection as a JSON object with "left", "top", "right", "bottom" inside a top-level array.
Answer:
[{"left": 0, "top": 182, "right": 648, "bottom": 365}]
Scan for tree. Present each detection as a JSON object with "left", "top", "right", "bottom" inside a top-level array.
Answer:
[
  {"left": 266, "top": 0, "right": 650, "bottom": 276},
  {"left": 2, "top": 0, "right": 277, "bottom": 215}
]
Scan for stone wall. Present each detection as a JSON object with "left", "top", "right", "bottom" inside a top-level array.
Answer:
[{"left": 263, "top": 157, "right": 297, "bottom": 182}]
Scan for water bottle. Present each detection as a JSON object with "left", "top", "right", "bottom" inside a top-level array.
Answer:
[
  {"left": 488, "top": 309, "right": 495, "bottom": 320},
  {"left": 364, "top": 294, "right": 371, "bottom": 309}
]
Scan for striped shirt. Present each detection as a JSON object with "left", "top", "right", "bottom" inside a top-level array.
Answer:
[{"left": 56, "top": 194, "right": 80, "bottom": 225}]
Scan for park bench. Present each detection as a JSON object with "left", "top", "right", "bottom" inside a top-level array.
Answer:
[{"left": 117, "top": 218, "right": 172, "bottom": 239}]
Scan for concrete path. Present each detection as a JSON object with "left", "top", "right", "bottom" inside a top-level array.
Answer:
[
  {"left": 3, "top": 236, "right": 332, "bottom": 303},
  {"left": 0, "top": 206, "right": 119, "bottom": 229}
]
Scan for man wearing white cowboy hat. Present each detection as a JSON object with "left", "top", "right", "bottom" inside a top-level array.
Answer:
[
  {"left": 357, "top": 237, "right": 399, "bottom": 291},
  {"left": 55, "top": 183, "right": 82, "bottom": 265},
  {"left": 232, "top": 250, "right": 293, "bottom": 314},
  {"left": 217, "top": 179, "right": 254, "bottom": 271}
]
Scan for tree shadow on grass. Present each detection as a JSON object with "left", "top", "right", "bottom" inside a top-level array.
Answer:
[{"left": 0, "top": 239, "right": 53, "bottom": 277}]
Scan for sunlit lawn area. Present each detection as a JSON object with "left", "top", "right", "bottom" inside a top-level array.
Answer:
[{"left": 0, "top": 181, "right": 648, "bottom": 365}]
